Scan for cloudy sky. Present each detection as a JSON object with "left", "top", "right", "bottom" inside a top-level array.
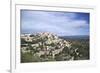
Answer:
[{"left": 21, "top": 10, "right": 89, "bottom": 36}]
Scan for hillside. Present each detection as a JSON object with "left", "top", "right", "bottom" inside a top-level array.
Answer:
[{"left": 21, "top": 32, "right": 89, "bottom": 63}]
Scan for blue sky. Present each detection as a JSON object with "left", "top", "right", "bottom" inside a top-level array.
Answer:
[{"left": 21, "top": 10, "right": 90, "bottom": 36}]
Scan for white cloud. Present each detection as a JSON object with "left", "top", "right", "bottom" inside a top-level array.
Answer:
[{"left": 21, "top": 10, "right": 89, "bottom": 36}]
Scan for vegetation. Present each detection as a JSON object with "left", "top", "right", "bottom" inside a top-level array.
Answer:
[{"left": 21, "top": 33, "right": 89, "bottom": 63}]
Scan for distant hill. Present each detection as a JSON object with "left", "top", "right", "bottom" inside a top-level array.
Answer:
[{"left": 59, "top": 35, "right": 89, "bottom": 40}]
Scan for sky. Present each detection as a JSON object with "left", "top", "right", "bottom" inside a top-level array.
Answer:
[{"left": 21, "top": 10, "right": 90, "bottom": 36}]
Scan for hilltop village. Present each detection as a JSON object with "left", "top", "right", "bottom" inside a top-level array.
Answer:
[{"left": 21, "top": 32, "right": 89, "bottom": 62}]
